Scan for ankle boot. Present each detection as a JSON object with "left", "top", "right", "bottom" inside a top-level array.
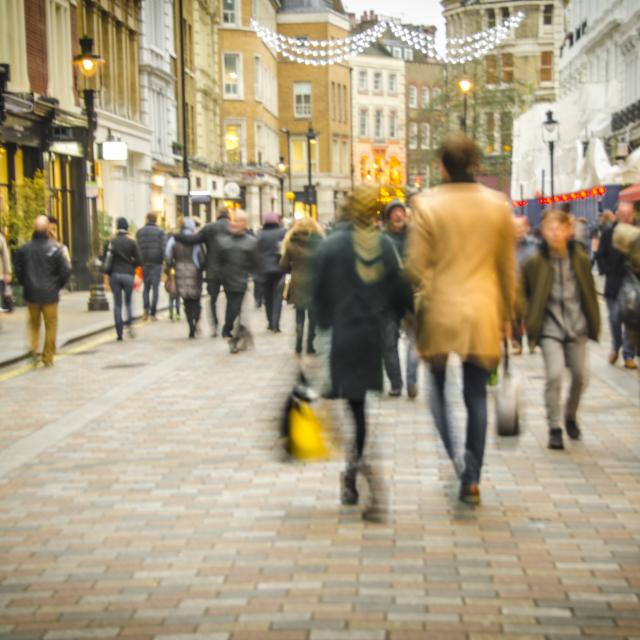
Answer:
[{"left": 340, "top": 463, "right": 359, "bottom": 505}]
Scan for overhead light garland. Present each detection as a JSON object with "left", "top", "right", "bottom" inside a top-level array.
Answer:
[{"left": 251, "top": 12, "right": 525, "bottom": 66}]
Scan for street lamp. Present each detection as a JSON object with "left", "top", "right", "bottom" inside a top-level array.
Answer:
[
  {"left": 306, "top": 124, "right": 317, "bottom": 217},
  {"left": 73, "top": 35, "right": 108, "bottom": 311},
  {"left": 457, "top": 78, "right": 473, "bottom": 134},
  {"left": 542, "top": 109, "right": 559, "bottom": 198},
  {"left": 280, "top": 127, "right": 293, "bottom": 213},
  {"left": 277, "top": 156, "right": 287, "bottom": 216}
]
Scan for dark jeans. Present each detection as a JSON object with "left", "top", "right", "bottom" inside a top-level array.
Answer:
[
  {"left": 110, "top": 272, "right": 134, "bottom": 338},
  {"left": 295, "top": 306, "right": 317, "bottom": 354},
  {"left": 348, "top": 398, "right": 366, "bottom": 460},
  {"left": 606, "top": 297, "right": 636, "bottom": 360},
  {"left": 263, "top": 272, "right": 284, "bottom": 330},
  {"left": 142, "top": 263, "right": 162, "bottom": 316},
  {"left": 183, "top": 298, "right": 201, "bottom": 337},
  {"left": 223, "top": 290, "right": 245, "bottom": 337},
  {"left": 383, "top": 315, "right": 402, "bottom": 390},
  {"left": 207, "top": 278, "right": 223, "bottom": 327},
  {"left": 169, "top": 294, "right": 180, "bottom": 317},
  {"left": 429, "top": 359, "right": 490, "bottom": 485}
]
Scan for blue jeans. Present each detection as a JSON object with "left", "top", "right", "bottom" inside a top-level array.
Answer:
[
  {"left": 405, "top": 326, "right": 419, "bottom": 388},
  {"left": 110, "top": 273, "right": 134, "bottom": 338},
  {"left": 429, "top": 359, "right": 490, "bottom": 485},
  {"left": 142, "top": 263, "right": 162, "bottom": 316},
  {"left": 606, "top": 297, "right": 636, "bottom": 361}
]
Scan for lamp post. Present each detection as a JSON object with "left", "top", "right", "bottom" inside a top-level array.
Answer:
[
  {"left": 542, "top": 110, "right": 559, "bottom": 198},
  {"left": 306, "top": 123, "right": 316, "bottom": 217},
  {"left": 280, "top": 128, "right": 293, "bottom": 213},
  {"left": 277, "top": 156, "right": 287, "bottom": 216},
  {"left": 73, "top": 35, "right": 108, "bottom": 311},
  {"left": 457, "top": 78, "right": 473, "bottom": 134}
]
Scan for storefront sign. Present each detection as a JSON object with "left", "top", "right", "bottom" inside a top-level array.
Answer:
[
  {"left": 171, "top": 177, "right": 189, "bottom": 196},
  {"left": 50, "top": 141, "right": 84, "bottom": 157},
  {"left": 85, "top": 181, "right": 99, "bottom": 198},
  {"left": 99, "top": 140, "right": 128, "bottom": 161}
]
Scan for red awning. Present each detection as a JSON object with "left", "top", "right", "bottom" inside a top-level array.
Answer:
[{"left": 618, "top": 184, "right": 640, "bottom": 202}]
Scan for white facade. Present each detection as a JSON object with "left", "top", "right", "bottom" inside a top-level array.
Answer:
[{"left": 512, "top": 0, "right": 640, "bottom": 199}]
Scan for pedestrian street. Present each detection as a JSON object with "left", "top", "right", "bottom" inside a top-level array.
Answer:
[{"left": 0, "top": 301, "right": 639, "bottom": 640}]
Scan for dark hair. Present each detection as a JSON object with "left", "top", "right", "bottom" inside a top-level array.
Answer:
[
  {"left": 146, "top": 212, "right": 158, "bottom": 224},
  {"left": 438, "top": 132, "right": 480, "bottom": 182},
  {"left": 217, "top": 206, "right": 230, "bottom": 220},
  {"left": 541, "top": 208, "right": 571, "bottom": 225}
]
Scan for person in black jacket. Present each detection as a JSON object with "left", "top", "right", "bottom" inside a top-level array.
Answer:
[
  {"left": 13, "top": 215, "right": 70, "bottom": 366},
  {"left": 136, "top": 212, "right": 166, "bottom": 321},
  {"left": 106, "top": 217, "right": 142, "bottom": 340},
  {"left": 257, "top": 213, "right": 286, "bottom": 332},
  {"left": 595, "top": 201, "right": 637, "bottom": 369},
  {"left": 176, "top": 207, "right": 230, "bottom": 336}
]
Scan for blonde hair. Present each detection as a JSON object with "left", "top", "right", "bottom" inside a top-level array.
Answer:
[{"left": 542, "top": 208, "right": 571, "bottom": 225}]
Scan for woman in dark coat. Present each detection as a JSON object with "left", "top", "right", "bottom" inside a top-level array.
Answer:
[
  {"left": 280, "top": 216, "right": 324, "bottom": 355},
  {"left": 256, "top": 213, "right": 287, "bottom": 332},
  {"left": 312, "top": 185, "right": 412, "bottom": 520},
  {"left": 165, "top": 218, "right": 204, "bottom": 338}
]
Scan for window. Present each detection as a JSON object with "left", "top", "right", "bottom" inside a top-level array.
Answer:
[
  {"left": 358, "top": 70, "right": 368, "bottom": 92},
  {"left": 374, "top": 109, "right": 384, "bottom": 139},
  {"left": 502, "top": 53, "right": 514, "bottom": 83},
  {"left": 148, "top": 0, "right": 163, "bottom": 47},
  {"left": 389, "top": 111, "right": 397, "bottom": 139},
  {"left": 388, "top": 73, "right": 397, "bottom": 94},
  {"left": 500, "top": 112, "right": 513, "bottom": 151},
  {"left": 225, "top": 121, "right": 245, "bottom": 163},
  {"left": 501, "top": 7, "right": 509, "bottom": 23},
  {"left": 254, "top": 56, "right": 263, "bottom": 101},
  {"left": 403, "top": 48, "right": 414, "bottom": 61},
  {"left": 541, "top": 51, "right": 553, "bottom": 82},
  {"left": 373, "top": 72, "right": 382, "bottom": 92},
  {"left": 291, "top": 137, "right": 318, "bottom": 174},
  {"left": 393, "top": 47, "right": 402, "bottom": 59},
  {"left": 543, "top": 4, "right": 554, "bottom": 26},
  {"left": 408, "top": 85, "right": 417, "bottom": 108},
  {"left": 359, "top": 108, "right": 369, "bottom": 137},
  {"left": 223, "top": 53, "right": 242, "bottom": 98},
  {"left": 409, "top": 123, "right": 418, "bottom": 149},
  {"left": 223, "top": 0, "right": 237, "bottom": 25},
  {"left": 486, "top": 55, "right": 497, "bottom": 84},
  {"left": 485, "top": 112, "right": 495, "bottom": 152},
  {"left": 294, "top": 82, "right": 311, "bottom": 117},
  {"left": 420, "top": 123, "right": 430, "bottom": 149},
  {"left": 423, "top": 164, "right": 431, "bottom": 188},
  {"left": 421, "top": 86, "right": 430, "bottom": 107},
  {"left": 487, "top": 8, "right": 496, "bottom": 29}
]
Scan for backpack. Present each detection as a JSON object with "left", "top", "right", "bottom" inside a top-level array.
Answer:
[{"left": 617, "top": 267, "right": 640, "bottom": 330}]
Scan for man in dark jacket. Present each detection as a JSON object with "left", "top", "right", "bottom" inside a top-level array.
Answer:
[
  {"left": 257, "top": 213, "right": 286, "bottom": 332},
  {"left": 522, "top": 209, "right": 600, "bottom": 450},
  {"left": 136, "top": 212, "right": 166, "bottom": 321},
  {"left": 217, "top": 210, "right": 258, "bottom": 343},
  {"left": 595, "top": 200, "right": 637, "bottom": 369},
  {"left": 14, "top": 215, "right": 70, "bottom": 366},
  {"left": 177, "top": 207, "right": 230, "bottom": 336}
]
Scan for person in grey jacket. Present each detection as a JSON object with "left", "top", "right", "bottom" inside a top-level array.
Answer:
[
  {"left": 257, "top": 213, "right": 286, "bottom": 332},
  {"left": 218, "top": 210, "right": 258, "bottom": 341},
  {"left": 136, "top": 212, "right": 166, "bottom": 321}
]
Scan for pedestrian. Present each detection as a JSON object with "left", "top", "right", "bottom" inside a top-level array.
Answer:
[
  {"left": 0, "top": 229, "right": 11, "bottom": 312},
  {"left": 381, "top": 198, "right": 418, "bottom": 398},
  {"left": 257, "top": 212, "right": 287, "bottom": 332},
  {"left": 218, "top": 210, "right": 258, "bottom": 346},
  {"left": 105, "top": 217, "right": 142, "bottom": 341},
  {"left": 13, "top": 215, "right": 70, "bottom": 365},
  {"left": 407, "top": 133, "right": 516, "bottom": 505},
  {"left": 176, "top": 207, "right": 230, "bottom": 337},
  {"left": 595, "top": 200, "right": 637, "bottom": 369},
  {"left": 522, "top": 208, "right": 600, "bottom": 450},
  {"left": 613, "top": 220, "right": 640, "bottom": 353},
  {"left": 313, "top": 184, "right": 412, "bottom": 520},
  {"left": 136, "top": 212, "right": 166, "bottom": 321},
  {"left": 165, "top": 217, "right": 204, "bottom": 339},
  {"left": 512, "top": 215, "right": 539, "bottom": 354},
  {"left": 279, "top": 215, "right": 324, "bottom": 355}
]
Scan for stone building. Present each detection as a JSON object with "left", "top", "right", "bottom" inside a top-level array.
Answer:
[{"left": 277, "top": 0, "right": 351, "bottom": 223}]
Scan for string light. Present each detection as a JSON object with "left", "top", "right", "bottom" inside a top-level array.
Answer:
[{"left": 250, "top": 12, "right": 525, "bottom": 66}]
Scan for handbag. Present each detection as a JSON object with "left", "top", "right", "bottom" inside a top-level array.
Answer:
[
  {"left": 102, "top": 242, "right": 114, "bottom": 275},
  {"left": 495, "top": 338, "right": 522, "bottom": 437},
  {"left": 617, "top": 267, "right": 640, "bottom": 330},
  {"left": 164, "top": 270, "right": 177, "bottom": 296}
]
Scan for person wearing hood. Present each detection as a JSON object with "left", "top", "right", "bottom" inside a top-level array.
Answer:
[
  {"left": 257, "top": 213, "right": 287, "bottom": 332},
  {"left": 522, "top": 208, "right": 600, "bottom": 451},
  {"left": 280, "top": 216, "right": 324, "bottom": 355},
  {"left": 13, "top": 215, "right": 70, "bottom": 365},
  {"left": 166, "top": 217, "right": 205, "bottom": 338},
  {"left": 103, "top": 217, "right": 142, "bottom": 341},
  {"left": 381, "top": 199, "right": 419, "bottom": 398},
  {"left": 312, "top": 185, "right": 412, "bottom": 521}
]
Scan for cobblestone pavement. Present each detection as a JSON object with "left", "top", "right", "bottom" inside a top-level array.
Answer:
[{"left": 0, "top": 298, "right": 638, "bottom": 640}]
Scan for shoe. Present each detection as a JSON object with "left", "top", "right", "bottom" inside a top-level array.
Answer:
[
  {"left": 512, "top": 343, "right": 523, "bottom": 356},
  {"left": 548, "top": 427, "right": 564, "bottom": 450},
  {"left": 169, "top": 313, "right": 174, "bottom": 322},
  {"left": 307, "top": 346, "right": 317, "bottom": 355},
  {"left": 608, "top": 351, "right": 619, "bottom": 365},
  {"left": 42, "top": 361, "right": 54, "bottom": 368},
  {"left": 388, "top": 388, "right": 401, "bottom": 397},
  {"left": 116, "top": 335, "right": 123, "bottom": 341},
  {"left": 211, "top": 325, "right": 218, "bottom": 338},
  {"left": 127, "top": 325, "right": 136, "bottom": 339},
  {"left": 624, "top": 358, "right": 637, "bottom": 370},
  {"left": 176, "top": 313, "right": 181, "bottom": 321},
  {"left": 143, "top": 312, "right": 149, "bottom": 322},
  {"left": 459, "top": 483, "right": 481, "bottom": 505},
  {"left": 340, "top": 465, "right": 359, "bottom": 506},
  {"left": 488, "top": 370, "right": 499, "bottom": 386},
  {"left": 565, "top": 418, "right": 581, "bottom": 440},
  {"left": 407, "top": 383, "right": 418, "bottom": 399},
  {"left": 150, "top": 315, "right": 158, "bottom": 322}
]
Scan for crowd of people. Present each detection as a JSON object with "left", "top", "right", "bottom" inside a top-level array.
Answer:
[{"left": 3, "top": 132, "right": 639, "bottom": 520}]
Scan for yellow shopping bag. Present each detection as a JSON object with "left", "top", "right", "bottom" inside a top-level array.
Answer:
[{"left": 289, "top": 399, "right": 331, "bottom": 461}]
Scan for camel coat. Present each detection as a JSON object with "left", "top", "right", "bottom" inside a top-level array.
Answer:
[{"left": 407, "top": 182, "right": 516, "bottom": 371}]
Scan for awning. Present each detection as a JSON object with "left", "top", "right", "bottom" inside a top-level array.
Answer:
[{"left": 618, "top": 184, "right": 640, "bottom": 202}]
